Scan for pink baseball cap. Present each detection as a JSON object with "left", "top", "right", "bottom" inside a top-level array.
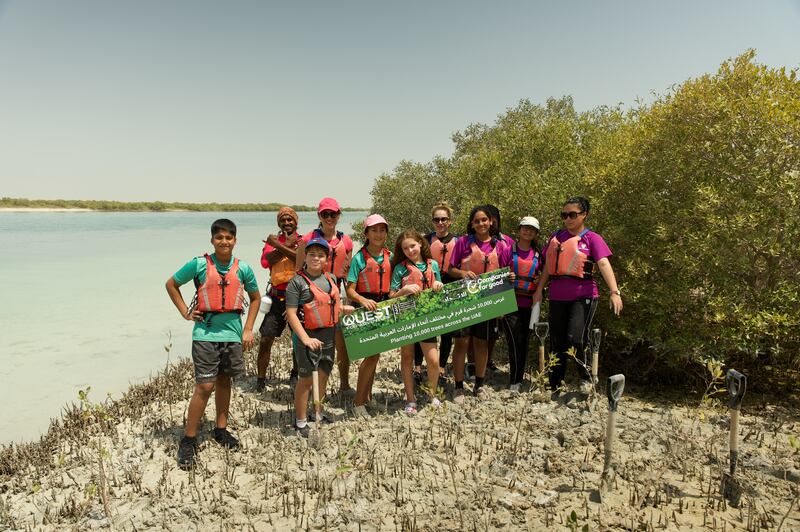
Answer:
[
  {"left": 317, "top": 197, "right": 341, "bottom": 213},
  {"left": 363, "top": 213, "right": 388, "bottom": 231}
]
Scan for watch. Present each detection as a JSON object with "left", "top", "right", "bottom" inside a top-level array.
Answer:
[{"left": 611, "top": 290, "right": 622, "bottom": 296}]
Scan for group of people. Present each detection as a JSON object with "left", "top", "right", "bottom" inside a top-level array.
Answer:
[{"left": 165, "top": 196, "right": 622, "bottom": 469}]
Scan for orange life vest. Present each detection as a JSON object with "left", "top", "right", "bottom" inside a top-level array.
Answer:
[
  {"left": 460, "top": 237, "right": 500, "bottom": 275},
  {"left": 428, "top": 233, "right": 455, "bottom": 276},
  {"left": 196, "top": 254, "right": 245, "bottom": 313},
  {"left": 355, "top": 247, "right": 392, "bottom": 295},
  {"left": 297, "top": 270, "right": 341, "bottom": 330},
  {"left": 400, "top": 259, "right": 437, "bottom": 290},
  {"left": 312, "top": 229, "right": 350, "bottom": 279},
  {"left": 545, "top": 229, "right": 593, "bottom": 279},
  {"left": 268, "top": 235, "right": 299, "bottom": 286},
  {"left": 511, "top": 243, "right": 540, "bottom": 296}
]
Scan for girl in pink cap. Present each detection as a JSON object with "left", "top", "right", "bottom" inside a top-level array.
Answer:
[
  {"left": 296, "top": 198, "right": 355, "bottom": 393},
  {"left": 345, "top": 214, "right": 392, "bottom": 418}
]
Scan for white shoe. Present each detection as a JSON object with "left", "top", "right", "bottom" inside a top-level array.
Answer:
[
  {"left": 430, "top": 397, "right": 442, "bottom": 409},
  {"left": 579, "top": 380, "right": 593, "bottom": 394},
  {"left": 509, "top": 384, "right": 521, "bottom": 393},
  {"left": 353, "top": 405, "right": 372, "bottom": 419}
]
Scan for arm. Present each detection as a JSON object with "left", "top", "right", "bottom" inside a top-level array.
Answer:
[
  {"left": 531, "top": 268, "right": 550, "bottom": 306},
  {"left": 165, "top": 277, "right": 204, "bottom": 322},
  {"left": 449, "top": 266, "right": 478, "bottom": 281},
  {"left": 266, "top": 234, "right": 299, "bottom": 263},
  {"left": 241, "top": 290, "right": 261, "bottom": 349},
  {"left": 390, "top": 284, "right": 421, "bottom": 299},
  {"left": 346, "top": 282, "right": 378, "bottom": 311},
  {"left": 596, "top": 257, "right": 623, "bottom": 316},
  {"left": 286, "top": 306, "right": 323, "bottom": 352},
  {"left": 294, "top": 239, "right": 306, "bottom": 271}
]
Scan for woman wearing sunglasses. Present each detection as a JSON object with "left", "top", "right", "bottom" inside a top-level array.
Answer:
[
  {"left": 296, "top": 197, "right": 355, "bottom": 393},
  {"left": 532, "top": 196, "right": 622, "bottom": 392}
]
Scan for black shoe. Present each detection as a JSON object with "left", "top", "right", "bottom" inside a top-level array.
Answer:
[
  {"left": 294, "top": 423, "right": 310, "bottom": 438},
  {"left": 308, "top": 411, "right": 333, "bottom": 425},
  {"left": 255, "top": 378, "right": 266, "bottom": 392},
  {"left": 177, "top": 436, "right": 198, "bottom": 470},
  {"left": 213, "top": 427, "right": 240, "bottom": 450}
]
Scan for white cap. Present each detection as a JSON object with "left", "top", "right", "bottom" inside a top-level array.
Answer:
[{"left": 519, "top": 216, "right": 540, "bottom": 230}]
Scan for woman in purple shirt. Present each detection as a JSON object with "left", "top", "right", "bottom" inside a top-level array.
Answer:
[{"left": 532, "top": 197, "right": 623, "bottom": 391}]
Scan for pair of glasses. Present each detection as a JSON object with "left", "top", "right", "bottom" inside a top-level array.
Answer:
[
  {"left": 432, "top": 217, "right": 450, "bottom": 223},
  {"left": 560, "top": 211, "right": 584, "bottom": 220},
  {"left": 320, "top": 211, "right": 340, "bottom": 219}
]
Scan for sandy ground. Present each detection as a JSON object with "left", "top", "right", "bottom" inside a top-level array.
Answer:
[{"left": 1, "top": 336, "right": 798, "bottom": 531}]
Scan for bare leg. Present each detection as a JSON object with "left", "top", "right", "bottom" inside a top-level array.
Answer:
[
  {"left": 214, "top": 374, "right": 232, "bottom": 429},
  {"left": 257, "top": 336, "right": 275, "bottom": 378},
  {"left": 452, "top": 337, "right": 469, "bottom": 382},
  {"left": 473, "top": 338, "right": 489, "bottom": 379},
  {"left": 400, "top": 345, "right": 416, "bottom": 403},
  {"left": 294, "top": 377, "right": 313, "bottom": 421},
  {"left": 185, "top": 382, "right": 215, "bottom": 437},
  {"left": 355, "top": 354, "right": 380, "bottom": 407},
  {"left": 335, "top": 329, "right": 351, "bottom": 390},
  {"left": 421, "top": 341, "right": 440, "bottom": 396}
]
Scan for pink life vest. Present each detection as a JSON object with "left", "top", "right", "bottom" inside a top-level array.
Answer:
[
  {"left": 400, "top": 259, "right": 436, "bottom": 290},
  {"left": 196, "top": 254, "right": 245, "bottom": 313},
  {"left": 545, "top": 229, "right": 593, "bottom": 279},
  {"left": 297, "top": 270, "right": 341, "bottom": 330},
  {"left": 460, "top": 238, "right": 500, "bottom": 275}
]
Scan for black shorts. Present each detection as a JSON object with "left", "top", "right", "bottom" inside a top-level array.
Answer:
[
  {"left": 469, "top": 318, "right": 500, "bottom": 341},
  {"left": 191, "top": 341, "right": 244, "bottom": 384},
  {"left": 259, "top": 296, "right": 288, "bottom": 338},
  {"left": 293, "top": 328, "right": 336, "bottom": 378}
]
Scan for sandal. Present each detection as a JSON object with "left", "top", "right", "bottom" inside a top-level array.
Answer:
[{"left": 404, "top": 402, "right": 418, "bottom": 415}]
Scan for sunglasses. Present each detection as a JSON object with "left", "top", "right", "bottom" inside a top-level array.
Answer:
[
  {"left": 432, "top": 217, "right": 450, "bottom": 223},
  {"left": 320, "top": 211, "right": 340, "bottom": 219},
  {"left": 560, "top": 211, "right": 585, "bottom": 220}
]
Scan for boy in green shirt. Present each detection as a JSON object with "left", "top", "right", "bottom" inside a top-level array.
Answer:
[{"left": 165, "top": 218, "right": 260, "bottom": 470}]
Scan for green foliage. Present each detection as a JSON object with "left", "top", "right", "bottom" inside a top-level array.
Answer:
[
  {"left": 366, "top": 50, "right": 800, "bottom": 379},
  {"left": 0, "top": 197, "right": 364, "bottom": 212}
]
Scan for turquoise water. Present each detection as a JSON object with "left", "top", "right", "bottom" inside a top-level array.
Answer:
[{"left": 0, "top": 210, "right": 367, "bottom": 443}]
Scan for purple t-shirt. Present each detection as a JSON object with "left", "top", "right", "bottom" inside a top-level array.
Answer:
[
  {"left": 449, "top": 235, "right": 512, "bottom": 271},
  {"left": 511, "top": 245, "right": 541, "bottom": 309},
  {"left": 541, "top": 229, "right": 612, "bottom": 301}
]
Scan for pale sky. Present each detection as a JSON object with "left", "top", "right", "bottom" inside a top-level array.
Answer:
[{"left": 1, "top": 1, "right": 798, "bottom": 208}]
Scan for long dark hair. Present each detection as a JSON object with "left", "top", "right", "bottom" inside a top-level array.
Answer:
[
  {"left": 564, "top": 196, "right": 590, "bottom": 214},
  {"left": 465, "top": 205, "right": 499, "bottom": 238},
  {"left": 391, "top": 229, "right": 432, "bottom": 268}
]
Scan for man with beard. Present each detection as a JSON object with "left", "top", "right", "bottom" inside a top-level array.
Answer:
[{"left": 256, "top": 207, "right": 301, "bottom": 392}]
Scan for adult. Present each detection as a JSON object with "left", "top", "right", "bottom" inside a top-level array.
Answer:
[
  {"left": 296, "top": 198, "right": 355, "bottom": 392},
  {"left": 256, "top": 207, "right": 301, "bottom": 391},
  {"left": 532, "top": 196, "right": 622, "bottom": 391}
]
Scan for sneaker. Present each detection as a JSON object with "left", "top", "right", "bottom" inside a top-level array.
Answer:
[
  {"left": 404, "top": 402, "right": 418, "bottom": 415},
  {"left": 213, "top": 428, "right": 240, "bottom": 450},
  {"left": 177, "top": 436, "right": 198, "bottom": 470},
  {"left": 430, "top": 397, "right": 442, "bottom": 409},
  {"left": 255, "top": 378, "right": 266, "bottom": 393},
  {"left": 465, "top": 364, "right": 476, "bottom": 383},
  {"left": 308, "top": 411, "right": 333, "bottom": 424},
  {"left": 294, "top": 423, "right": 310, "bottom": 438},
  {"left": 353, "top": 405, "right": 372, "bottom": 419},
  {"left": 339, "top": 386, "right": 356, "bottom": 398},
  {"left": 509, "top": 383, "right": 521, "bottom": 393},
  {"left": 453, "top": 388, "right": 466, "bottom": 405},
  {"left": 475, "top": 387, "right": 490, "bottom": 400}
]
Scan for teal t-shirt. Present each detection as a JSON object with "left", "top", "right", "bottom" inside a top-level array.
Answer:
[
  {"left": 346, "top": 247, "right": 393, "bottom": 284},
  {"left": 390, "top": 260, "right": 441, "bottom": 290},
  {"left": 173, "top": 254, "right": 259, "bottom": 342}
]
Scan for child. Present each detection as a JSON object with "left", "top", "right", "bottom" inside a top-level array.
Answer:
[
  {"left": 507, "top": 216, "right": 542, "bottom": 391},
  {"left": 296, "top": 198, "right": 355, "bottom": 393},
  {"left": 165, "top": 219, "right": 261, "bottom": 470},
  {"left": 346, "top": 214, "right": 392, "bottom": 418},
  {"left": 447, "top": 206, "right": 513, "bottom": 403},
  {"left": 256, "top": 207, "right": 300, "bottom": 392},
  {"left": 285, "top": 237, "right": 355, "bottom": 437},
  {"left": 390, "top": 230, "right": 444, "bottom": 414}
]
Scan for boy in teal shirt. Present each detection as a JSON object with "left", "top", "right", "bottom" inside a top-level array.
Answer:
[{"left": 165, "top": 218, "right": 260, "bottom": 470}]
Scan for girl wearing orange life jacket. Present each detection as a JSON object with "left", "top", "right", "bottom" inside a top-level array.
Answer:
[
  {"left": 296, "top": 197, "right": 355, "bottom": 393},
  {"left": 345, "top": 214, "right": 392, "bottom": 419},
  {"left": 413, "top": 202, "right": 468, "bottom": 388},
  {"left": 286, "top": 237, "right": 355, "bottom": 437},
  {"left": 532, "top": 196, "right": 623, "bottom": 392},
  {"left": 448, "top": 205, "right": 514, "bottom": 403},
  {"left": 506, "top": 216, "right": 542, "bottom": 391},
  {"left": 389, "top": 230, "right": 445, "bottom": 415}
]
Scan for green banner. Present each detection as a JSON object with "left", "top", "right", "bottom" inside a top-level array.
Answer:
[{"left": 342, "top": 268, "right": 518, "bottom": 360}]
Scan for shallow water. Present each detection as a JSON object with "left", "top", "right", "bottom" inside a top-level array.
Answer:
[{"left": 0, "top": 210, "right": 366, "bottom": 443}]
